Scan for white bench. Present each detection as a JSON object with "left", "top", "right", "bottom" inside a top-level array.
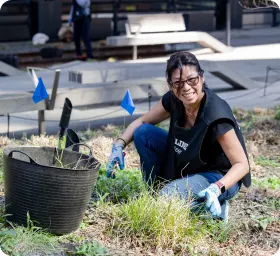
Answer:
[{"left": 106, "top": 13, "right": 231, "bottom": 60}]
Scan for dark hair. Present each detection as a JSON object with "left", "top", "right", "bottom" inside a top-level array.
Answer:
[{"left": 165, "top": 51, "right": 205, "bottom": 93}]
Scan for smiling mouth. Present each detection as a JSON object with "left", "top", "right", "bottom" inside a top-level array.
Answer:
[{"left": 182, "top": 92, "right": 195, "bottom": 97}]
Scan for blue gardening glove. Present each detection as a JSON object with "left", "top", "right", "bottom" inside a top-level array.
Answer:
[
  {"left": 106, "top": 143, "right": 125, "bottom": 178},
  {"left": 197, "top": 183, "right": 222, "bottom": 217}
]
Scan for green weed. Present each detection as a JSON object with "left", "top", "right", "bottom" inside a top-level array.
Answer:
[
  {"left": 253, "top": 176, "right": 280, "bottom": 189},
  {"left": 251, "top": 215, "right": 277, "bottom": 231},
  {"left": 75, "top": 240, "right": 109, "bottom": 256},
  {"left": 252, "top": 177, "right": 280, "bottom": 209},
  {"left": 94, "top": 167, "right": 147, "bottom": 203},
  {"left": 79, "top": 221, "right": 89, "bottom": 231},
  {"left": 202, "top": 218, "right": 232, "bottom": 243},
  {"left": 275, "top": 106, "right": 280, "bottom": 120},
  {"left": 264, "top": 197, "right": 280, "bottom": 210},
  {"left": 62, "top": 233, "right": 109, "bottom": 255},
  {"left": 254, "top": 156, "right": 280, "bottom": 168}
]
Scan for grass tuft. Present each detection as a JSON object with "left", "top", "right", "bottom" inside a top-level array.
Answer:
[
  {"left": 105, "top": 191, "right": 228, "bottom": 252},
  {"left": 0, "top": 225, "right": 63, "bottom": 256}
]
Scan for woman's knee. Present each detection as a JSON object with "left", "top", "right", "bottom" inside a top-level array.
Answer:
[
  {"left": 184, "top": 174, "right": 210, "bottom": 195},
  {"left": 133, "top": 123, "right": 153, "bottom": 147},
  {"left": 160, "top": 179, "right": 189, "bottom": 199},
  {"left": 160, "top": 174, "right": 210, "bottom": 199}
]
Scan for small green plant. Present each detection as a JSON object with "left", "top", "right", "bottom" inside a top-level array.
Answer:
[
  {"left": 94, "top": 167, "right": 147, "bottom": 203},
  {"left": 79, "top": 220, "right": 89, "bottom": 230},
  {"left": 251, "top": 215, "right": 277, "bottom": 231},
  {"left": 75, "top": 240, "right": 109, "bottom": 256},
  {"left": 90, "top": 192, "right": 110, "bottom": 208},
  {"left": 254, "top": 156, "right": 280, "bottom": 168},
  {"left": 202, "top": 218, "right": 231, "bottom": 243},
  {"left": 253, "top": 176, "right": 280, "bottom": 189},
  {"left": 264, "top": 197, "right": 280, "bottom": 210},
  {"left": 275, "top": 106, "right": 280, "bottom": 120}
]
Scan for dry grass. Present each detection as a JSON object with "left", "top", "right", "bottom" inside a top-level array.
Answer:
[{"left": 90, "top": 136, "right": 140, "bottom": 169}]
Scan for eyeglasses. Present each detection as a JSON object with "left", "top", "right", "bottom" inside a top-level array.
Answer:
[{"left": 171, "top": 75, "right": 200, "bottom": 89}]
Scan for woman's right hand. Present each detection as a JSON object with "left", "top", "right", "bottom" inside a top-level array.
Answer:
[{"left": 106, "top": 143, "right": 125, "bottom": 178}]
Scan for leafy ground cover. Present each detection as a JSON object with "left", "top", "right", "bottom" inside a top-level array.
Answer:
[{"left": 0, "top": 107, "right": 279, "bottom": 255}]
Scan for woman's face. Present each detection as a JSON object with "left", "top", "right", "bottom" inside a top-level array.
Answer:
[{"left": 170, "top": 65, "right": 204, "bottom": 106}]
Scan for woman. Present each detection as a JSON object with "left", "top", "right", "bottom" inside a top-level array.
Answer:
[{"left": 106, "top": 51, "right": 251, "bottom": 221}]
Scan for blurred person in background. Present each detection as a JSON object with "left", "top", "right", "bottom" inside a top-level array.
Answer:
[{"left": 68, "top": 0, "right": 93, "bottom": 59}]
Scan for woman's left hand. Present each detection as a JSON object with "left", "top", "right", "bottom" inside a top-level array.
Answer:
[{"left": 197, "top": 183, "right": 222, "bottom": 217}]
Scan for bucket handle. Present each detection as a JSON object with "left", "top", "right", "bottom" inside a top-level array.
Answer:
[
  {"left": 66, "top": 143, "right": 93, "bottom": 157},
  {"left": 8, "top": 150, "right": 37, "bottom": 164}
]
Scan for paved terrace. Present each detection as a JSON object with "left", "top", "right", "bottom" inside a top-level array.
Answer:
[
  {"left": 0, "top": 26, "right": 280, "bottom": 55},
  {"left": 0, "top": 27, "right": 280, "bottom": 137}
]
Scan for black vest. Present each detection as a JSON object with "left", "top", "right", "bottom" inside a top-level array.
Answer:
[{"left": 159, "top": 88, "right": 251, "bottom": 188}]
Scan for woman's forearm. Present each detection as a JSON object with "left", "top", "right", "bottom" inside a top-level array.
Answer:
[{"left": 219, "top": 162, "right": 249, "bottom": 190}]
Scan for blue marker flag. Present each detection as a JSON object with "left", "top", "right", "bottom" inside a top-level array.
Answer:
[
  {"left": 120, "top": 89, "right": 135, "bottom": 115},
  {"left": 32, "top": 77, "right": 49, "bottom": 104}
]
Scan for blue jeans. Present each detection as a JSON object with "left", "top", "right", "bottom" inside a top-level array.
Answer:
[{"left": 133, "top": 124, "right": 241, "bottom": 204}]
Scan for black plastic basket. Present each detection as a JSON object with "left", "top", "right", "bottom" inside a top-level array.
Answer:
[{"left": 3, "top": 146, "right": 100, "bottom": 235}]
